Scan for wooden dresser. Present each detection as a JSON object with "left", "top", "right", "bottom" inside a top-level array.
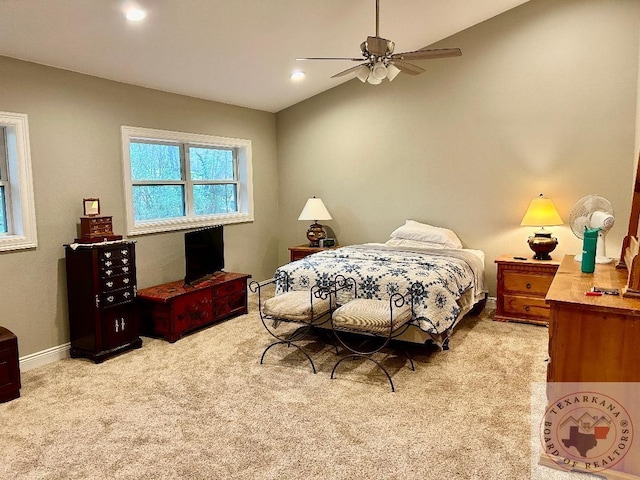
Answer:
[
  {"left": 494, "top": 255, "right": 560, "bottom": 325},
  {"left": 546, "top": 254, "right": 640, "bottom": 382}
]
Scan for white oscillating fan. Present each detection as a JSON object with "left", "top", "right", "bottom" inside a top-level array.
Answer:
[{"left": 569, "top": 195, "right": 615, "bottom": 264}]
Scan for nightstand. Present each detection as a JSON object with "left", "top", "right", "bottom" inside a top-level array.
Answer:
[
  {"left": 288, "top": 244, "right": 339, "bottom": 262},
  {"left": 494, "top": 255, "right": 560, "bottom": 326}
]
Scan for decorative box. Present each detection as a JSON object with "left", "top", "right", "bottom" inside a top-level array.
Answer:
[{"left": 76, "top": 216, "right": 122, "bottom": 243}]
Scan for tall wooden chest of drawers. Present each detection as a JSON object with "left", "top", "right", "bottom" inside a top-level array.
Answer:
[
  {"left": 65, "top": 241, "right": 142, "bottom": 362},
  {"left": 494, "top": 255, "right": 560, "bottom": 326}
]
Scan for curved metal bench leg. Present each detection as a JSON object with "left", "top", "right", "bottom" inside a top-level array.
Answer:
[
  {"left": 260, "top": 341, "right": 317, "bottom": 374},
  {"left": 331, "top": 354, "right": 395, "bottom": 392},
  {"left": 399, "top": 347, "right": 415, "bottom": 371},
  {"left": 321, "top": 329, "right": 340, "bottom": 355}
]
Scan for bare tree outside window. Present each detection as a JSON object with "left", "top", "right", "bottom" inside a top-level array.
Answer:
[{"left": 121, "top": 126, "right": 253, "bottom": 236}]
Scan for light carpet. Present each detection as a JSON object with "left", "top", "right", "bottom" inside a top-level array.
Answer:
[{"left": 0, "top": 295, "right": 548, "bottom": 479}]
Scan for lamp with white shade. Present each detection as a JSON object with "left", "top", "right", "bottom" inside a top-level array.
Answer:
[{"left": 298, "top": 197, "right": 332, "bottom": 246}]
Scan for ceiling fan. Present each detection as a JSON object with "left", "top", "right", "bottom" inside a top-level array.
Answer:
[{"left": 296, "top": 0, "right": 462, "bottom": 84}]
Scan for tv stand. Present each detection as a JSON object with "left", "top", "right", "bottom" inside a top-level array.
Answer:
[{"left": 137, "top": 272, "right": 250, "bottom": 343}]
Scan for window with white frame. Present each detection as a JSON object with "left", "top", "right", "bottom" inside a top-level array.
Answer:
[
  {"left": 121, "top": 126, "right": 253, "bottom": 235},
  {"left": 0, "top": 112, "right": 38, "bottom": 252},
  {"left": 0, "top": 128, "right": 7, "bottom": 234}
]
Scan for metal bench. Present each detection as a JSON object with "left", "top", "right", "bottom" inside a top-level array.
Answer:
[
  {"left": 250, "top": 274, "right": 336, "bottom": 374},
  {"left": 330, "top": 277, "right": 420, "bottom": 392}
]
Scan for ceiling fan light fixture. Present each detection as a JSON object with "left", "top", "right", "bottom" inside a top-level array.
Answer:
[
  {"left": 371, "top": 61, "right": 388, "bottom": 81},
  {"left": 386, "top": 64, "right": 401, "bottom": 81},
  {"left": 367, "top": 74, "right": 382, "bottom": 85},
  {"left": 356, "top": 65, "right": 370, "bottom": 83}
]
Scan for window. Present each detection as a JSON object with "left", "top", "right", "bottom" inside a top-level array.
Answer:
[
  {"left": 121, "top": 126, "right": 254, "bottom": 235},
  {"left": 0, "top": 128, "right": 7, "bottom": 234},
  {"left": 0, "top": 112, "right": 37, "bottom": 252}
]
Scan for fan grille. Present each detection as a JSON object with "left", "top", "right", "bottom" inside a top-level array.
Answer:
[{"left": 568, "top": 195, "right": 614, "bottom": 239}]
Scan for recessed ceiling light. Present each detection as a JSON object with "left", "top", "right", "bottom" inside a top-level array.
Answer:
[
  {"left": 125, "top": 8, "right": 147, "bottom": 22},
  {"left": 289, "top": 71, "right": 306, "bottom": 81}
]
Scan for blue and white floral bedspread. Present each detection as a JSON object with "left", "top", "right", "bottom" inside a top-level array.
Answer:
[{"left": 275, "top": 244, "right": 486, "bottom": 334}]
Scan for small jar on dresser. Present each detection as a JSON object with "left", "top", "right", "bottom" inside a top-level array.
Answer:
[
  {"left": 494, "top": 254, "right": 561, "bottom": 326},
  {"left": 64, "top": 240, "right": 142, "bottom": 362}
]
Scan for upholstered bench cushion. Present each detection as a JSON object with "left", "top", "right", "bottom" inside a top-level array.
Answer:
[
  {"left": 263, "top": 291, "right": 331, "bottom": 323},
  {"left": 332, "top": 299, "right": 412, "bottom": 334}
]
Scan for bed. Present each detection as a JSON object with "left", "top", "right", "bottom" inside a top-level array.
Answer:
[{"left": 274, "top": 221, "right": 487, "bottom": 350}]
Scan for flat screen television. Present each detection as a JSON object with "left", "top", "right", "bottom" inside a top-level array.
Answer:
[{"left": 184, "top": 225, "right": 224, "bottom": 285}]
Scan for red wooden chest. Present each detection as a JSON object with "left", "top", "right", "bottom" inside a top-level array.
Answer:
[{"left": 137, "top": 272, "right": 250, "bottom": 343}]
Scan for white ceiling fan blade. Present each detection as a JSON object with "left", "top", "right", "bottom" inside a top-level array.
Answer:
[
  {"left": 392, "top": 48, "right": 462, "bottom": 61},
  {"left": 391, "top": 61, "right": 425, "bottom": 75},
  {"left": 331, "top": 64, "right": 368, "bottom": 78}
]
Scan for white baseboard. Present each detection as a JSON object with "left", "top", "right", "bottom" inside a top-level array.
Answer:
[{"left": 20, "top": 343, "right": 70, "bottom": 372}]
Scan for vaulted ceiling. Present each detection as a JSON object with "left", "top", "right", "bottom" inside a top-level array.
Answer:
[{"left": 0, "top": 0, "right": 530, "bottom": 112}]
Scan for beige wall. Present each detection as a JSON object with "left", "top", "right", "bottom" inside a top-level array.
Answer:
[
  {"left": 276, "top": 0, "right": 640, "bottom": 295},
  {"left": 1, "top": 0, "right": 639, "bottom": 359},
  {"left": 0, "top": 56, "right": 279, "bottom": 356}
]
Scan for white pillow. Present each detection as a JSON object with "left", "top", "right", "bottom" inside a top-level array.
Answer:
[
  {"left": 385, "top": 238, "right": 448, "bottom": 250},
  {"left": 390, "top": 220, "right": 463, "bottom": 249}
]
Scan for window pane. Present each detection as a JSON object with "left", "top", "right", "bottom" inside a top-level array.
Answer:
[
  {"left": 133, "top": 185, "right": 185, "bottom": 221},
  {"left": 193, "top": 184, "right": 237, "bottom": 215},
  {"left": 130, "top": 142, "right": 182, "bottom": 181},
  {"left": 189, "top": 147, "right": 234, "bottom": 181},
  {"left": 0, "top": 186, "right": 6, "bottom": 233}
]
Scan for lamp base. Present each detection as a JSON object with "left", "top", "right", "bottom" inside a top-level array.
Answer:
[
  {"left": 527, "top": 231, "right": 558, "bottom": 261},
  {"left": 306, "top": 222, "right": 327, "bottom": 247}
]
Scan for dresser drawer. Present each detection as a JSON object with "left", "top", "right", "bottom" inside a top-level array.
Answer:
[
  {"left": 291, "top": 252, "right": 305, "bottom": 261},
  {"left": 211, "top": 278, "right": 245, "bottom": 297},
  {"left": 214, "top": 291, "right": 248, "bottom": 318},
  {"left": 102, "top": 274, "right": 135, "bottom": 292},
  {"left": 100, "top": 246, "right": 132, "bottom": 262},
  {"left": 502, "top": 294, "right": 551, "bottom": 320},
  {"left": 101, "top": 287, "right": 136, "bottom": 307},
  {"left": 503, "top": 271, "right": 554, "bottom": 296}
]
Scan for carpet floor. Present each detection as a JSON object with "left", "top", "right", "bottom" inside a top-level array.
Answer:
[{"left": 0, "top": 296, "right": 551, "bottom": 479}]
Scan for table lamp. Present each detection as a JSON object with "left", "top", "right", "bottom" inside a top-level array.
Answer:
[
  {"left": 520, "top": 193, "right": 563, "bottom": 260},
  {"left": 298, "top": 197, "right": 332, "bottom": 246}
]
